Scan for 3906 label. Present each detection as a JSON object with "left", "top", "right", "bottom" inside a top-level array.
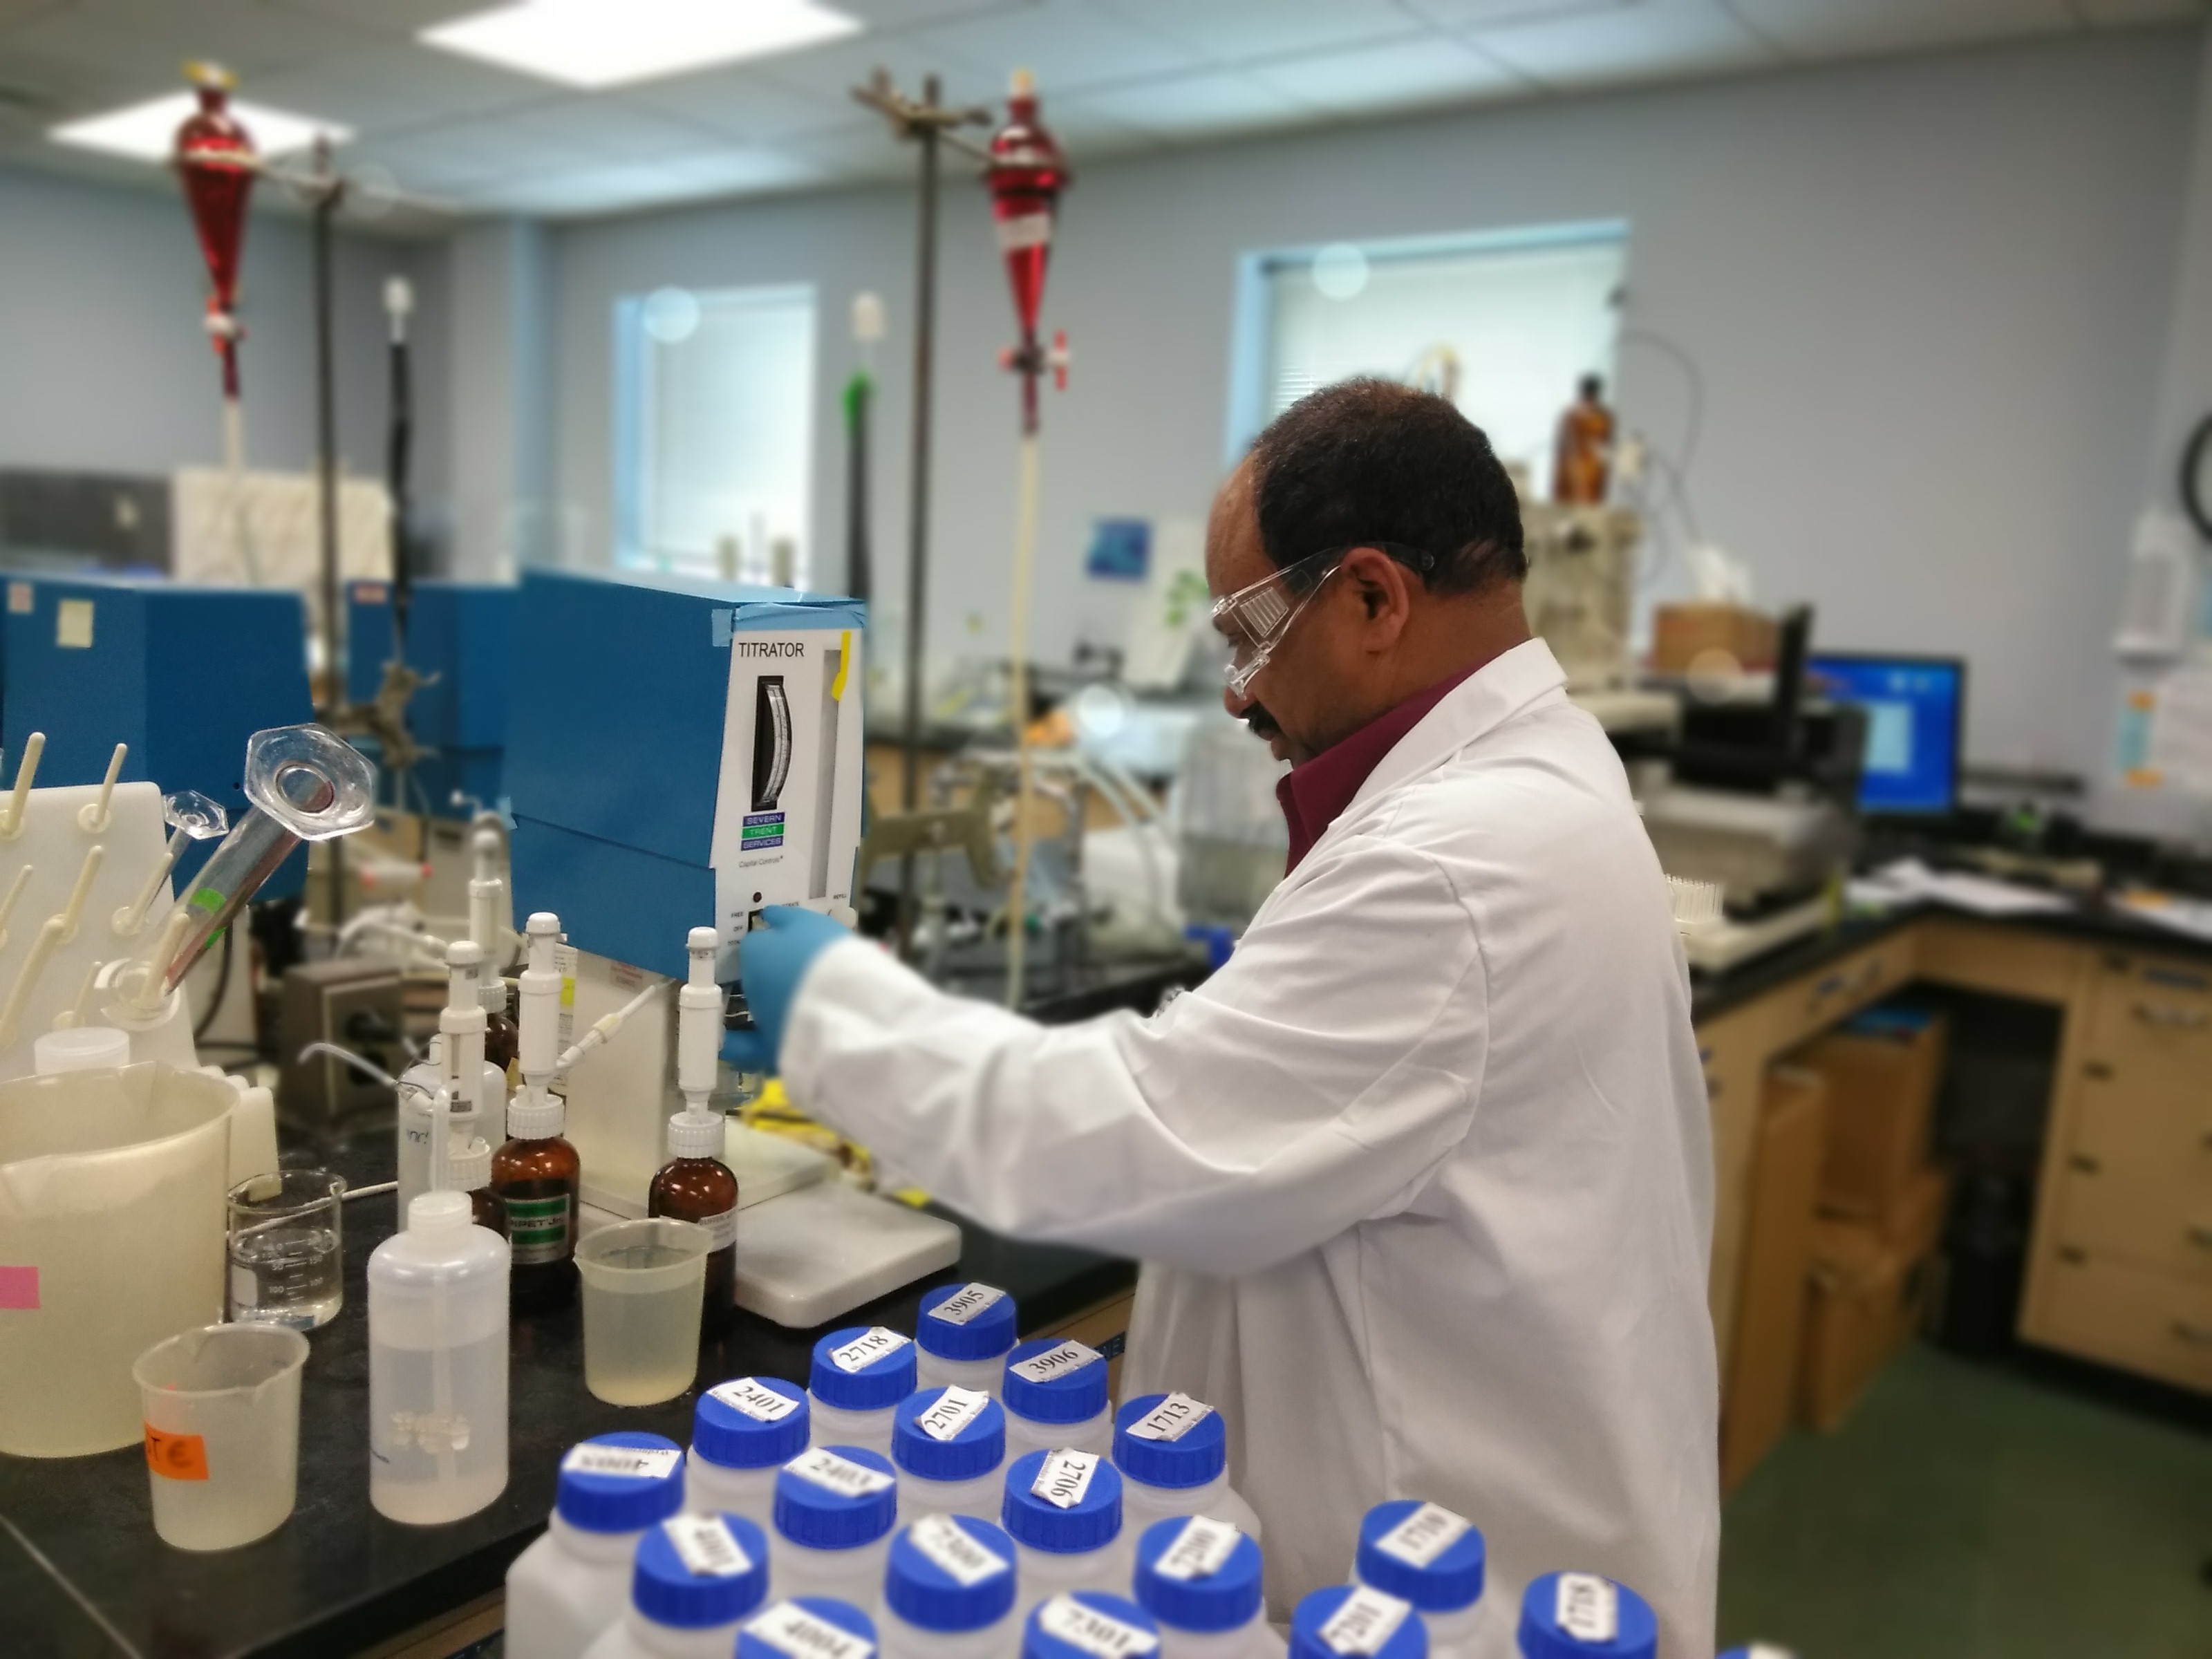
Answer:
[{"left": 1009, "top": 1338, "right": 1100, "bottom": 1385}]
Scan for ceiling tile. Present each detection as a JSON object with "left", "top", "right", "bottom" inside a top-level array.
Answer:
[
  {"left": 1474, "top": 0, "right": 1777, "bottom": 91},
  {"left": 263, "top": 0, "right": 491, "bottom": 35},
  {"left": 59, "top": 0, "right": 377, "bottom": 75},
  {"left": 461, "top": 144, "right": 831, "bottom": 217},
  {"left": 619, "top": 66, "right": 859, "bottom": 144},
  {"left": 1062, "top": 66, "right": 1314, "bottom": 140},
  {"left": 243, "top": 45, "right": 550, "bottom": 136},
  {"left": 1248, "top": 33, "right": 1526, "bottom": 113},
  {"left": 918, "top": 0, "right": 1200, "bottom": 93},
  {"left": 774, "top": 115, "right": 925, "bottom": 181},
  {"left": 2074, "top": 0, "right": 2207, "bottom": 23},
  {"left": 1403, "top": 0, "right": 1636, "bottom": 25},
  {"left": 1091, "top": 0, "right": 1425, "bottom": 64},
  {"left": 756, "top": 29, "right": 998, "bottom": 114},
  {"left": 1725, "top": 0, "right": 2074, "bottom": 58}
]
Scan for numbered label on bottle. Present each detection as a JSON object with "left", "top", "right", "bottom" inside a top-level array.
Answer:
[
  {"left": 1030, "top": 1447, "right": 1100, "bottom": 1510},
  {"left": 908, "top": 1513, "right": 1011, "bottom": 1586},
  {"left": 1154, "top": 1515, "right": 1241, "bottom": 1582},
  {"left": 1009, "top": 1338, "right": 1100, "bottom": 1385},
  {"left": 828, "top": 1326, "right": 909, "bottom": 1373},
  {"left": 1316, "top": 1586, "right": 1412, "bottom": 1657},
  {"left": 711, "top": 1376, "right": 801, "bottom": 1423},
  {"left": 1034, "top": 1595, "right": 1159, "bottom": 1659},
  {"left": 1124, "top": 1391, "right": 1211, "bottom": 1443},
  {"left": 785, "top": 1446, "right": 895, "bottom": 1500},
  {"left": 927, "top": 1282, "right": 1006, "bottom": 1327},
  {"left": 664, "top": 1514, "right": 753, "bottom": 1579},
  {"left": 563, "top": 1442, "right": 682, "bottom": 1481},
  {"left": 915, "top": 1385, "right": 992, "bottom": 1443},
  {"left": 1374, "top": 1502, "right": 1472, "bottom": 1570},
  {"left": 1554, "top": 1574, "right": 1618, "bottom": 1644},
  {"left": 747, "top": 1600, "right": 876, "bottom": 1659}
]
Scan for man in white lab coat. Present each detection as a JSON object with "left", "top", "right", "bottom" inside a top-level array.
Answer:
[{"left": 730, "top": 379, "right": 1719, "bottom": 1656}]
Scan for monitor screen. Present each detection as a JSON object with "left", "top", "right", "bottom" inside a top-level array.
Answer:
[{"left": 1806, "top": 655, "right": 1965, "bottom": 815}]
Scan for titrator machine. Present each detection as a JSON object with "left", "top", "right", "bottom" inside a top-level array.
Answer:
[{"left": 507, "top": 569, "right": 957, "bottom": 1322}]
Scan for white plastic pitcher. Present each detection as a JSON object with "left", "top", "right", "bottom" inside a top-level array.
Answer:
[
  {"left": 0, "top": 1062, "right": 232, "bottom": 1456},
  {"left": 133, "top": 1322, "right": 309, "bottom": 1550}
]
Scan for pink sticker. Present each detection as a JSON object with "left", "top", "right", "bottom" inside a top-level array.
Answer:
[{"left": 0, "top": 1266, "right": 38, "bottom": 1310}]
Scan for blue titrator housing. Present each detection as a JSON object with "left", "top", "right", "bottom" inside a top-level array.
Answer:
[
  {"left": 505, "top": 568, "right": 867, "bottom": 982},
  {"left": 1, "top": 573, "right": 315, "bottom": 895}
]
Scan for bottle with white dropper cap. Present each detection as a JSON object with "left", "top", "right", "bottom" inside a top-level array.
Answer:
[
  {"left": 649, "top": 926, "right": 738, "bottom": 1339},
  {"left": 494, "top": 911, "right": 581, "bottom": 1313}
]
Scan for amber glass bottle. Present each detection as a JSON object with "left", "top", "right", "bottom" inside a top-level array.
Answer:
[
  {"left": 482, "top": 977, "right": 520, "bottom": 1075},
  {"left": 493, "top": 1091, "right": 581, "bottom": 1314},
  {"left": 648, "top": 1112, "right": 737, "bottom": 1340}
]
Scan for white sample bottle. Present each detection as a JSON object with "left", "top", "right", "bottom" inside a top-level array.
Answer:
[
  {"left": 1135, "top": 1517, "right": 1284, "bottom": 1659},
  {"left": 915, "top": 1282, "right": 1018, "bottom": 1398},
  {"left": 880, "top": 1514, "right": 1022, "bottom": 1659},
  {"left": 892, "top": 1385, "right": 1007, "bottom": 1524},
  {"left": 688, "top": 1376, "right": 812, "bottom": 1529},
  {"left": 1288, "top": 1586, "right": 1426, "bottom": 1659},
  {"left": 505, "top": 1434, "right": 689, "bottom": 1659},
  {"left": 771, "top": 1444, "right": 901, "bottom": 1613},
  {"left": 368, "top": 1189, "right": 510, "bottom": 1525},
  {"left": 1513, "top": 1572, "right": 1656, "bottom": 1659},
  {"left": 1000, "top": 1338, "right": 1112, "bottom": 1464},
  {"left": 1000, "top": 1448, "right": 1130, "bottom": 1623},
  {"left": 582, "top": 1512, "right": 773, "bottom": 1659},
  {"left": 1112, "top": 1394, "right": 1263, "bottom": 1544},
  {"left": 1350, "top": 1502, "right": 1486, "bottom": 1659},
  {"left": 740, "top": 1599, "right": 880, "bottom": 1659},
  {"left": 1023, "top": 1593, "right": 1160, "bottom": 1659},
  {"left": 809, "top": 1325, "right": 918, "bottom": 1457}
]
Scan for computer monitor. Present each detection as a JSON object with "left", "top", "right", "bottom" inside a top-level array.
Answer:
[{"left": 1805, "top": 654, "right": 1965, "bottom": 815}]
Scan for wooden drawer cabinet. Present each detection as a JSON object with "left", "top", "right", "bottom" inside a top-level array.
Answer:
[
  {"left": 2033, "top": 1250, "right": 2212, "bottom": 1391},
  {"left": 2083, "top": 953, "right": 2212, "bottom": 1078},
  {"left": 2056, "top": 1071, "right": 2212, "bottom": 1278},
  {"left": 1770, "top": 935, "right": 1916, "bottom": 1056}
]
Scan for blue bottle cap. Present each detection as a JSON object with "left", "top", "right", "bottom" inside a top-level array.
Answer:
[
  {"left": 1022, "top": 1593, "right": 1160, "bottom": 1659},
  {"left": 556, "top": 1433, "right": 687, "bottom": 1534},
  {"left": 632, "top": 1513, "right": 771, "bottom": 1629},
  {"left": 695, "top": 1376, "right": 811, "bottom": 1470},
  {"left": 774, "top": 1445, "right": 900, "bottom": 1550},
  {"left": 1289, "top": 1585, "right": 1430, "bottom": 1659},
  {"left": 810, "top": 1326, "right": 918, "bottom": 1412},
  {"left": 1134, "top": 1516, "right": 1265, "bottom": 1633},
  {"left": 893, "top": 1387, "right": 1007, "bottom": 1483},
  {"left": 1001, "top": 1448, "right": 1123, "bottom": 1554},
  {"left": 1355, "top": 1501, "right": 1485, "bottom": 1612},
  {"left": 886, "top": 1515, "right": 1019, "bottom": 1632},
  {"left": 1002, "top": 1337, "right": 1109, "bottom": 1425},
  {"left": 917, "top": 1282, "right": 1019, "bottom": 1362},
  {"left": 1516, "top": 1573, "right": 1657, "bottom": 1659},
  {"left": 739, "top": 1597, "right": 879, "bottom": 1659},
  {"left": 1112, "top": 1394, "right": 1226, "bottom": 1491}
]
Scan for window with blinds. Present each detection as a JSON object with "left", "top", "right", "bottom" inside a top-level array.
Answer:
[
  {"left": 1239, "top": 225, "right": 1626, "bottom": 496},
  {"left": 613, "top": 283, "right": 816, "bottom": 583}
]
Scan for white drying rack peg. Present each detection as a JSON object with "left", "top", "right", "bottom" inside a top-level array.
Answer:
[
  {"left": 57, "top": 845, "right": 102, "bottom": 944},
  {"left": 0, "top": 864, "right": 30, "bottom": 953},
  {"left": 75, "top": 745, "right": 126, "bottom": 834},
  {"left": 53, "top": 957, "right": 102, "bottom": 1031},
  {"left": 0, "top": 917, "right": 65, "bottom": 1046},
  {"left": 0, "top": 733, "right": 44, "bottom": 841}
]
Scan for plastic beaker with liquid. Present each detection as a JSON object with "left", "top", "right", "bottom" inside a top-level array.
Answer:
[
  {"left": 577, "top": 1217, "right": 711, "bottom": 1407},
  {"left": 133, "top": 1322, "right": 308, "bottom": 1550}
]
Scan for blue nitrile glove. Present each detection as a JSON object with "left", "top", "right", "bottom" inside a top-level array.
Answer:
[{"left": 719, "top": 906, "right": 852, "bottom": 1072}]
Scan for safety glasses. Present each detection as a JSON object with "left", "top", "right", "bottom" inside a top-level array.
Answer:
[{"left": 1211, "top": 542, "right": 1438, "bottom": 698}]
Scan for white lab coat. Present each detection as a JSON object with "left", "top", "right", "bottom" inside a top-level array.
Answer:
[{"left": 782, "top": 639, "right": 1718, "bottom": 1658}]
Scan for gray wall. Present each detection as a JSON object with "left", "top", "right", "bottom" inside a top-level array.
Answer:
[
  {"left": 547, "top": 26, "right": 2202, "bottom": 783},
  {"left": 0, "top": 165, "right": 451, "bottom": 539}
]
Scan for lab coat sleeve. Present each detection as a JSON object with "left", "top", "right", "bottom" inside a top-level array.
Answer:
[{"left": 780, "top": 834, "right": 1488, "bottom": 1275}]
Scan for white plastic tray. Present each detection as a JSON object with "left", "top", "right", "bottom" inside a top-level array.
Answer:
[{"left": 734, "top": 1181, "right": 962, "bottom": 1329}]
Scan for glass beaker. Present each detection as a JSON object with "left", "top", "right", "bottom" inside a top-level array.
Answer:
[
  {"left": 575, "top": 1217, "right": 711, "bottom": 1407},
  {"left": 227, "top": 1170, "right": 344, "bottom": 1329},
  {"left": 133, "top": 1322, "right": 309, "bottom": 1550}
]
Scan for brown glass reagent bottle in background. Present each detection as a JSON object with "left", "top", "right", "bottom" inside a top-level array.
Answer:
[
  {"left": 494, "top": 1089, "right": 580, "bottom": 1314},
  {"left": 482, "top": 975, "right": 520, "bottom": 1076},
  {"left": 648, "top": 1109, "right": 737, "bottom": 1341}
]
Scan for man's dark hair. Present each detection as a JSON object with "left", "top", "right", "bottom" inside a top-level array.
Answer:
[{"left": 1248, "top": 377, "right": 1526, "bottom": 593}]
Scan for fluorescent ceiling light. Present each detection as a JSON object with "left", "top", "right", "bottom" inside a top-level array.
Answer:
[
  {"left": 51, "top": 93, "right": 352, "bottom": 163},
  {"left": 422, "top": 0, "right": 861, "bottom": 89}
]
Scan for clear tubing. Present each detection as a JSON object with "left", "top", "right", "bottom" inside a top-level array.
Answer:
[{"left": 144, "top": 726, "right": 375, "bottom": 995}]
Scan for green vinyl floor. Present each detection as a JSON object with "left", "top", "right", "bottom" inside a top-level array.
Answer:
[{"left": 1718, "top": 1343, "right": 2212, "bottom": 1658}]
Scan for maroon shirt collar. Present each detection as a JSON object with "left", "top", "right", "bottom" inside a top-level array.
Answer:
[{"left": 1276, "top": 665, "right": 1479, "bottom": 873}]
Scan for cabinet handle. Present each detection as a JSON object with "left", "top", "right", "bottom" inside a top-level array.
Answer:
[
  {"left": 2189, "top": 1226, "right": 2212, "bottom": 1250},
  {"left": 2133, "top": 1001, "right": 2209, "bottom": 1029},
  {"left": 2173, "top": 1320, "right": 2212, "bottom": 1346},
  {"left": 2083, "top": 1060, "right": 2114, "bottom": 1081},
  {"left": 2068, "top": 1154, "right": 2101, "bottom": 1175}
]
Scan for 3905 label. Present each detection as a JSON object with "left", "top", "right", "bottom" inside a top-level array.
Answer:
[{"left": 927, "top": 1282, "right": 1006, "bottom": 1327}]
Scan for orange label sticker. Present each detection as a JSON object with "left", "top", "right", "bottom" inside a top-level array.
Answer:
[{"left": 144, "top": 1425, "right": 209, "bottom": 1481}]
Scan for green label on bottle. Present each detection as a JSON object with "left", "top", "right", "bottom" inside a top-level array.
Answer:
[{"left": 505, "top": 1193, "right": 573, "bottom": 1265}]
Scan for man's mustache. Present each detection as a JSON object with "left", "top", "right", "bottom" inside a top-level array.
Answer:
[{"left": 1242, "top": 704, "right": 1281, "bottom": 741}]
